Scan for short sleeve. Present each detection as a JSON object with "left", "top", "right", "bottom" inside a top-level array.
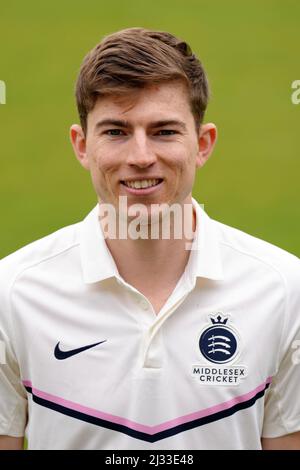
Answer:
[
  {"left": 0, "top": 257, "right": 27, "bottom": 437},
  {"left": 262, "top": 258, "right": 300, "bottom": 437},
  {"left": 0, "top": 326, "right": 27, "bottom": 437}
]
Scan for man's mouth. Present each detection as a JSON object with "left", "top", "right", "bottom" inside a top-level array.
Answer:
[{"left": 121, "top": 178, "right": 163, "bottom": 190}]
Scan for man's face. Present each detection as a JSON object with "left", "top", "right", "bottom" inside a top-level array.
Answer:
[{"left": 71, "top": 81, "right": 216, "bottom": 218}]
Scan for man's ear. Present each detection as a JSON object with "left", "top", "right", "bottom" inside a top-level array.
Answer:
[
  {"left": 196, "top": 123, "right": 217, "bottom": 168},
  {"left": 70, "top": 124, "right": 90, "bottom": 170}
]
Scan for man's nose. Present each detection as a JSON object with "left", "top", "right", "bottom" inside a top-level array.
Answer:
[{"left": 126, "top": 131, "right": 157, "bottom": 168}]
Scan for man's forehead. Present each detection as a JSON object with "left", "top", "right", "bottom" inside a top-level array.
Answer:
[{"left": 89, "top": 82, "right": 192, "bottom": 124}]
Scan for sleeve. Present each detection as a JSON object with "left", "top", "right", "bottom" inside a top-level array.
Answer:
[
  {"left": 0, "top": 264, "right": 28, "bottom": 437},
  {"left": 262, "top": 256, "right": 300, "bottom": 437}
]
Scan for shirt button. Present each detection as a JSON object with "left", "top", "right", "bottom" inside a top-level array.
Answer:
[{"left": 139, "top": 299, "right": 149, "bottom": 310}]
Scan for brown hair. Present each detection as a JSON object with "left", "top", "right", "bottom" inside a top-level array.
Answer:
[{"left": 75, "top": 27, "right": 210, "bottom": 135}]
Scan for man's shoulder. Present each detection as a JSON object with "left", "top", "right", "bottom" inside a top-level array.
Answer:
[
  {"left": 0, "top": 221, "right": 81, "bottom": 288},
  {"left": 213, "top": 217, "right": 300, "bottom": 283}
]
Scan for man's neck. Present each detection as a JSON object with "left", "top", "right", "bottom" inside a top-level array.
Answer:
[{"left": 99, "top": 198, "right": 197, "bottom": 308}]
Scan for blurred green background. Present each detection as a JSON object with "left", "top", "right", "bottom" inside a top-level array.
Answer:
[{"left": 0, "top": 0, "right": 299, "bottom": 258}]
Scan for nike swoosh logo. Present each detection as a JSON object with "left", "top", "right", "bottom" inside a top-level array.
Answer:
[{"left": 54, "top": 340, "right": 107, "bottom": 360}]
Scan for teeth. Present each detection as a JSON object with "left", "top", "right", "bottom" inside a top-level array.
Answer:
[{"left": 124, "top": 179, "right": 160, "bottom": 189}]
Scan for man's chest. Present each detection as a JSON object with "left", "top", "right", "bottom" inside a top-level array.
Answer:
[
  {"left": 14, "top": 280, "right": 285, "bottom": 450},
  {"left": 14, "top": 280, "right": 283, "bottom": 397}
]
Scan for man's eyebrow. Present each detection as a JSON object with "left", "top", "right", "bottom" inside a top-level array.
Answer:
[
  {"left": 94, "top": 119, "right": 187, "bottom": 132},
  {"left": 150, "top": 120, "right": 187, "bottom": 131},
  {"left": 94, "top": 119, "right": 131, "bottom": 131}
]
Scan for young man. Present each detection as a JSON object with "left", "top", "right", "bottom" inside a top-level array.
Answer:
[{"left": 0, "top": 28, "right": 300, "bottom": 450}]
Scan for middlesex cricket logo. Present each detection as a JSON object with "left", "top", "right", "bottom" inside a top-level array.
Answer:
[
  {"left": 199, "top": 313, "right": 239, "bottom": 364},
  {"left": 192, "top": 313, "right": 247, "bottom": 386}
]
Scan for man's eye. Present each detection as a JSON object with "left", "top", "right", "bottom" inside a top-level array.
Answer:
[
  {"left": 156, "top": 130, "right": 177, "bottom": 136},
  {"left": 105, "top": 129, "right": 125, "bottom": 136}
]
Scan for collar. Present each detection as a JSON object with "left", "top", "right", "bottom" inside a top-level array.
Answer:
[
  {"left": 187, "top": 197, "right": 224, "bottom": 282},
  {"left": 79, "top": 197, "right": 224, "bottom": 284}
]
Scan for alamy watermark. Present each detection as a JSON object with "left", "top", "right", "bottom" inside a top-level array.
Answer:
[
  {"left": 0, "top": 80, "right": 6, "bottom": 104},
  {"left": 291, "top": 80, "right": 300, "bottom": 105},
  {"left": 0, "top": 340, "right": 6, "bottom": 364},
  {"left": 291, "top": 340, "right": 300, "bottom": 365},
  {"left": 98, "top": 197, "right": 203, "bottom": 250}
]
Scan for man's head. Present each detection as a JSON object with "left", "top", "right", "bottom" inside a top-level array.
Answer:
[
  {"left": 75, "top": 27, "right": 210, "bottom": 136},
  {"left": 70, "top": 28, "right": 217, "bottom": 223}
]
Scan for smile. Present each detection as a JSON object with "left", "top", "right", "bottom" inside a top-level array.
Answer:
[
  {"left": 120, "top": 178, "right": 164, "bottom": 196},
  {"left": 121, "top": 178, "right": 163, "bottom": 189}
]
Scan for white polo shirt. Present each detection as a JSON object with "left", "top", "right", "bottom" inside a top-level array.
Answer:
[{"left": 1, "top": 198, "right": 300, "bottom": 450}]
